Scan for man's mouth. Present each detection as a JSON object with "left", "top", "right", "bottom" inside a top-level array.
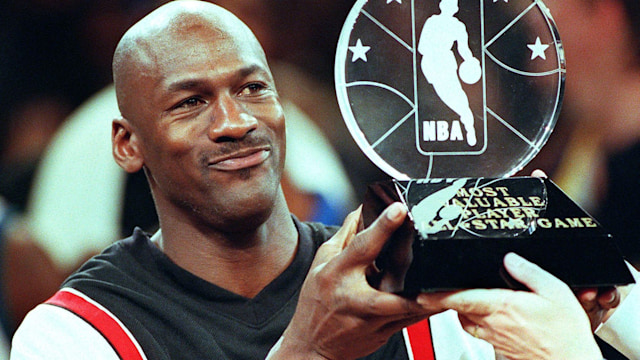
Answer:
[{"left": 207, "top": 147, "right": 271, "bottom": 171}]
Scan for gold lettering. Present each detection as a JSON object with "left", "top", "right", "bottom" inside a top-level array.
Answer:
[
  {"left": 521, "top": 208, "right": 539, "bottom": 219},
  {"left": 483, "top": 187, "right": 497, "bottom": 197},
  {"left": 472, "top": 219, "right": 487, "bottom": 230},
  {"left": 495, "top": 208, "right": 511, "bottom": 217},
  {"left": 510, "top": 208, "right": 524, "bottom": 218},
  {"left": 453, "top": 198, "right": 473, "bottom": 209},
  {"left": 457, "top": 188, "right": 470, "bottom": 197},
  {"left": 565, "top": 218, "right": 584, "bottom": 228},
  {"left": 517, "top": 197, "right": 533, "bottom": 206},
  {"left": 500, "top": 218, "right": 527, "bottom": 230},
  {"left": 530, "top": 196, "right": 545, "bottom": 207},
  {"left": 492, "top": 198, "right": 508, "bottom": 208},
  {"left": 486, "top": 219, "right": 500, "bottom": 229},
  {"left": 487, "top": 208, "right": 502, "bottom": 219},
  {"left": 537, "top": 218, "right": 552, "bottom": 228},
  {"left": 554, "top": 218, "right": 570, "bottom": 228},
  {"left": 475, "top": 197, "right": 491, "bottom": 208},
  {"left": 442, "top": 221, "right": 455, "bottom": 231},
  {"left": 496, "top": 187, "right": 510, "bottom": 196},
  {"left": 582, "top": 217, "right": 597, "bottom": 228},
  {"left": 504, "top": 197, "right": 520, "bottom": 207},
  {"left": 470, "top": 209, "right": 485, "bottom": 219},
  {"left": 470, "top": 188, "right": 483, "bottom": 197}
]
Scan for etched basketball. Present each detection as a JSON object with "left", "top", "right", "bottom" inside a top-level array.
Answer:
[{"left": 459, "top": 58, "right": 481, "bottom": 84}]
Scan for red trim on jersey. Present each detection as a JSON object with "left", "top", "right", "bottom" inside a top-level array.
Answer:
[
  {"left": 406, "top": 319, "right": 435, "bottom": 360},
  {"left": 46, "top": 289, "right": 145, "bottom": 360}
]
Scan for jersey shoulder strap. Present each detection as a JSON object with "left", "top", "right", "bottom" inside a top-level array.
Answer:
[
  {"left": 46, "top": 288, "right": 147, "bottom": 360},
  {"left": 404, "top": 319, "right": 436, "bottom": 360}
]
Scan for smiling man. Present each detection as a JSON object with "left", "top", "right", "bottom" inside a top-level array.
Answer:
[
  {"left": 9, "top": 1, "right": 434, "bottom": 359},
  {"left": 9, "top": 1, "right": 637, "bottom": 360}
]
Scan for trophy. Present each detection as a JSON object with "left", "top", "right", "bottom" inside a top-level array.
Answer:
[{"left": 334, "top": 0, "right": 635, "bottom": 294}]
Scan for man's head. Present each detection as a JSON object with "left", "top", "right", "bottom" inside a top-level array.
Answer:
[
  {"left": 439, "top": 0, "right": 459, "bottom": 15},
  {"left": 111, "top": 0, "right": 286, "bottom": 231}
]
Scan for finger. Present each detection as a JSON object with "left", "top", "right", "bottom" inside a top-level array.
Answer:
[
  {"left": 312, "top": 207, "right": 362, "bottom": 265},
  {"left": 339, "top": 205, "right": 363, "bottom": 249},
  {"left": 531, "top": 169, "right": 548, "bottom": 178},
  {"left": 576, "top": 288, "right": 597, "bottom": 302},
  {"left": 597, "top": 287, "right": 620, "bottom": 309},
  {"left": 379, "top": 314, "right": 430, "bottom": 337},
  {"left": 576, "top": 288, "right": 598, "bottom": 312},
  {"left": 419, "top": 288, "right": 512, "bottom": 316},
  {"left": 340, "top": 202, "right": 407, "bottom": 268},
  {"left": 457, "top": 314, "right": 482, "bottom": 338},
  {"left": 416, "top": 291, "right": 460, "bottom": 313},
  {"left": 341, "top": 292, "right": 432, "bottom": 332},
  {"left": 503, "top": 252, "right": 572, "bottom": 300}
]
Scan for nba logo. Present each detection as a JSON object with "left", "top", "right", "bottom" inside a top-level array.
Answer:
[
  {"left": 416, "top": 0, "right": 484, "bottom": 153},
  {"left": 335, "top": 0, "right": 564, "bottom": 179}
]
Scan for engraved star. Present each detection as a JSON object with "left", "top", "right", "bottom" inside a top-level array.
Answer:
[
  {"left": 387, "top": 0, "right": 402, "bottom": 3},
  {"left": 527, "top": 36, "right": 550, "bottom": 60},
  {"left": 349, "top": 39, "right": 371, "bottom": 62}
]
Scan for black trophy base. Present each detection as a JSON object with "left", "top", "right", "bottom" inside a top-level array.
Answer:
[{"left": 363, "top": 177, "right": 635, "bottom": 295}]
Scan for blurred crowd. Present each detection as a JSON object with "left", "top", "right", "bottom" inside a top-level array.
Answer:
[{"left": 1, "top": 0, "right": 639, "bottom": 358}]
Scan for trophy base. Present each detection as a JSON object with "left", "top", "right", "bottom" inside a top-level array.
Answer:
[{"left": 363, "top": 177, "right": 635, "bottom": 295}]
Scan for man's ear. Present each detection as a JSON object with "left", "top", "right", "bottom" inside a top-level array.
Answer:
[{"left": 112, "top": 118, "right": 144, "bottom": 173}]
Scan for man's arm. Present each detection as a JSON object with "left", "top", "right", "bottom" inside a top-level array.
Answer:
[
  {"left": 455, "top": 21, "right": 475, "bottom": 62},
  {"left": 267, "top": 203, "right": 435, "bottom": 360}
]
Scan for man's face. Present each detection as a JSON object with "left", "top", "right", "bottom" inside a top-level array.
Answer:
[{"left": 128, "top": 23, "right": 286, "bottom": 230}]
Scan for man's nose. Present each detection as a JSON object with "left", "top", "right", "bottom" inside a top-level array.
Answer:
[{"left": 208, "top": 94, "right": 258, "bottom": 142}]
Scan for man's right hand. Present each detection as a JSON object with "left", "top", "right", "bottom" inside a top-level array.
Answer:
[{"left": 267, "top": 203, "right": 435, "bottom": 360}]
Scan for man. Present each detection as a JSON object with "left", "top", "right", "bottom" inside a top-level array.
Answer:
[
  {"left": 9, "top": 1, "right": 634, "bottom": 359},
  {"left": 11, "top": 2, "right": 431, "bottom": 359}
]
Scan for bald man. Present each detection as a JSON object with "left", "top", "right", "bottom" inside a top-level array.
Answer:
[
  {"left": 10, "top": 2, "right": 636, "bottom": 359},
  {"left": 10, "top": 2, "right": 434, "bottom": 359}
]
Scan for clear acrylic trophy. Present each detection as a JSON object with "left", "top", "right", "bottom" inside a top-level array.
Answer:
[{"left": 335, "top": 0, "right": 634, "bottom": 293}]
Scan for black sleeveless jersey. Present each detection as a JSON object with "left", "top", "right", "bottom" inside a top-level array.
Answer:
[{"left": 60, "top": 218, "right": 410, "bottom": 360}]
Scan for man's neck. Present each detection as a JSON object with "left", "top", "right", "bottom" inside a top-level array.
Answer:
[{"left": 154, "top": 196, "right": 299, "bottom": 298}]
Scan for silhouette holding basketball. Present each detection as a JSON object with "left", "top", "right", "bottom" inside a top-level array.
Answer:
[{"left": 418, "top": 0, "right": 481, "bottom": 146}]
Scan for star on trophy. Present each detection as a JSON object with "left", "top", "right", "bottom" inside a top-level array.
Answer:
[{"left": 335, "top": 0, "right": 635, "bottom": 294}]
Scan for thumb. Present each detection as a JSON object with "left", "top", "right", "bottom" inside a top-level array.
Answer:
[
  {"left": 341, "top": 202, "right": 408, "bottom": 267},
  {"left": 311, "top": 206, "right": 362, "bottom": 266},
  {"left": 503, "top": 252, "right": 572, "bottom": 300}
]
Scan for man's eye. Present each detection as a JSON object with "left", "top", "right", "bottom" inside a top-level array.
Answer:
[
  {"left": 175, "top": 97, "right": 204, "bottom": 109},
  {"left": 239, "top": 83, "right": 266, "bottom": 96}
]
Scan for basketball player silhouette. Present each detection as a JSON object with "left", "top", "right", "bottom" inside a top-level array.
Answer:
[{"left": 418, "top": 0, "right": 480, "bottom": 146}]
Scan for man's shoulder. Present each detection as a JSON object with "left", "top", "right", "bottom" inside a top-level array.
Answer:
[
  {"left": 62, "top": 228, "right": 152, "bottom": 290},
  {"left": 299, "top": 220, "right": 340, "bottom": 246},
  {"left": 11, "top": 298, "right": 122, "bottom": 359}
]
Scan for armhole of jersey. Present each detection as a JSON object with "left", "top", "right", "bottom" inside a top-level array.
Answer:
[
  {"left": 45, "top": 288, "right": 147, "bottom": 360},
  {"left": 304, "top": 221, "right": 338, "bottom": 246},
  {"left": 404, "top": 319, "right": 435, "bottom": 360}
]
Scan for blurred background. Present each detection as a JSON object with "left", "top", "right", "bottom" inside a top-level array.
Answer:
[{"left": 0, "top": 0, "right": 639, "bottom": 357}]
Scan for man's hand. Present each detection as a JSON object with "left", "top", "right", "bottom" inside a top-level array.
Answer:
[
  {"left": 417, "top": 253, "right": 603, "bottom": 360},
  {"left": 268, "top": 203, "right": 433, "bottom": 360},
  {"left": 575, "top": 286, "right": 622, "bottom": 330},
  {"left": 531, "top": 169, "right": 623, "bottom": 331}
]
